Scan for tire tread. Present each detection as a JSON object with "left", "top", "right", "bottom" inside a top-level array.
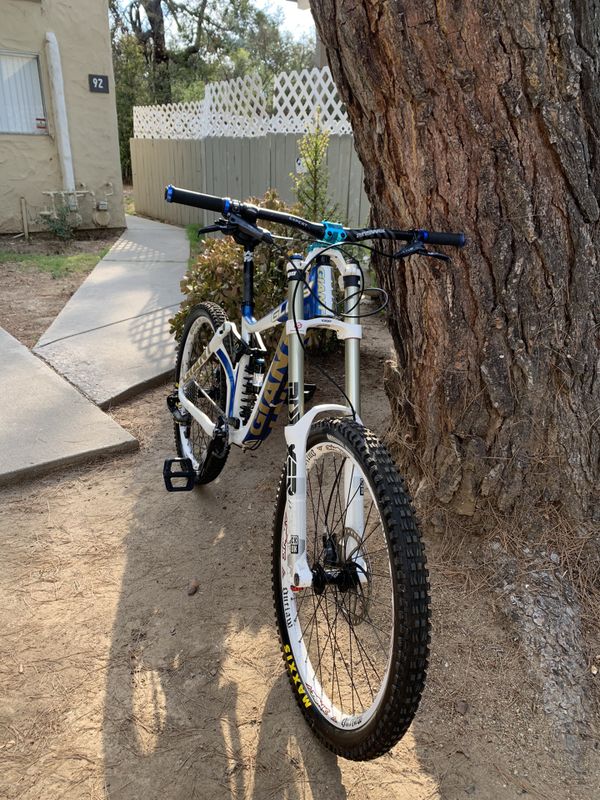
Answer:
[{"left": 271, "top": 417, "right": 430, "bottom": 760}]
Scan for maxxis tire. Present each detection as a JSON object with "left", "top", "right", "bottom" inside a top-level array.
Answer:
[
  {"left": 271, "top": 417, "right": 430, "bottom": 760},
  {"left": 174, "top": 302, "right": 229, "bottom": 485}
]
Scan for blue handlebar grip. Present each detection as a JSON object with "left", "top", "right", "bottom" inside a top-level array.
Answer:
[
  {"left": 165, "top": 185, "right": 174, "bottom": 203},
  {"left": 418, "top": 229, "right": 466, "bottom": 247}
]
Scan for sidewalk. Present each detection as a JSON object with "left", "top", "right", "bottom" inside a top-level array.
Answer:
[
  {"left": 34, "top": 215, "right": 189, "bottom": 408},
  {"left": 0, "top": 328, "right": 138, "bottom": 486},
  {"left": 0, "top": 215, "right": 189, "bottom": 485}
]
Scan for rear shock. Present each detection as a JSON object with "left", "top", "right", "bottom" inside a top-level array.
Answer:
[
  {"left": 239, "top": 366, "right": 255, "bottom": 423},
  {"left": 239, "top": 351, "right": 266, "bottom": 423}
]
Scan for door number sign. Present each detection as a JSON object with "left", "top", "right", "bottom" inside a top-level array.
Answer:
[{"left": 88, "top": 75, "right": 109, "bottom": 93}]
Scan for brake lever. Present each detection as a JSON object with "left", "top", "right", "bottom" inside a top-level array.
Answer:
[
  {"left": 197, "top": 218, "right": 228, "bottom": 237},
  {"left": 423, "top": 249, "right": 451, "bottom": 263},
  {"left": 197, "top": 215, "right": 274, "bottom": 245},
  {"left": 394, "top": 241, "right": 451, "bottom": 263}
]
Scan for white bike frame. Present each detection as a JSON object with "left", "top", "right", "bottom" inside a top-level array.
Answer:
[{"left": 177, "top": 246, "right": 365, "bottom": 589}]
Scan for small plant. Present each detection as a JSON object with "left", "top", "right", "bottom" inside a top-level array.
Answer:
[
  {"left": 39, "top": 205, "right": 75, "bottom": 241},
  {"left": 292, "top": 114, "right": 337, "bottom": 223}
]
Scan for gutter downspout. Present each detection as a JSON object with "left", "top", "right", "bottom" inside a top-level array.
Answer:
[{"left": 45, "top": 32, "right": 77, "bottom": 210}]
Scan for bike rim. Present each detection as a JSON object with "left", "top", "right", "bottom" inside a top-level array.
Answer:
[{"left": 281, "top": 440, "right": 396, "bottom": 730}]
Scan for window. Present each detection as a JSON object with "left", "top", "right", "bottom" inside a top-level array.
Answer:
[{"left": 0, "top": 51, "right": 47, "bottom": 135}]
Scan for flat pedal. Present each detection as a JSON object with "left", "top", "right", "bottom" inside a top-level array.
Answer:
[{"left": 163, "top": 458, "right": 196, "bottom": 492}]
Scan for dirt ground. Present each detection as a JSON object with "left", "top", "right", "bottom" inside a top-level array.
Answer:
[
  {"left": 0, "top": 234, "right": 120, "bottom": 348},
  {"left": 0, "top": 274, "right": 597, "bottom": 798}
]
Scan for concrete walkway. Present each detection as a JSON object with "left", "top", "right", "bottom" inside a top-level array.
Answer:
[
  {"left": 0, "top": 215, "right": 189, "bottom": 485},
  {"left": 0, "top": 329, "right": 138, "bottom": 486},
  {"left": 34, "top": 215, "right": 189, "bottom": 408}
]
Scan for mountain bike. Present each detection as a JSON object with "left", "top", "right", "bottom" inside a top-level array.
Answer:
[{"left": 162, "top": 184, "right": 465, "bottom": 760}]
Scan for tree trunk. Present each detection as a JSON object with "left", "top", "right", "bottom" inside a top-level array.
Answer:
[
  {"left": 310, "top": 0, "right": 599, "bottom": 526},
  {"left": 130, "top": 0, "right": 171, "bottom": 103}
]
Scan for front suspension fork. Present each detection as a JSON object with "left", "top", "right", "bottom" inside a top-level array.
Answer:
[{"left": 283, "top": 261, "right": 364, "bottom": 590}]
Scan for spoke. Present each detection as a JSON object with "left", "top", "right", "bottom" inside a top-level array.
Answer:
[
  {"left": 316, "top": 458, "right": 328, "bottom": 535},
  {"left": 348, "top": 604, "right": 355, "bottom": 715},
  {"left": 329, "top": 481, "right": 363, "bottom": 539},
  {"left": 355, "top": 518, "right": 386, "bottom": 553},
  {"left": 332, "top": 590, "right": 343, "bottom": 711},
  {"left": 345, "top": 593, "right": 366, "bottom": 714},
  {"left": 348, "top": 498, "right": 375, "bottom": 555},
  {"left": 331, "top": 456, "right": 348, "bottom": 537},
  {"left": 340, "top": 598, "right": 383, "bottom": 690},
  {"left": 329, "top": 593, "right": 354, "bottom": 711},
  {"left": 358, "top": 546, "right": 392, "bottom": 558},
  {"left": 299, "top": 590, "right": 326, "bottom": 645},
  {"left": 336, "top": 592, "right": 376, "bottom": 702},
  {"left": 355, "top": 607, "right": 394, "bottom": 661},
  {"left": 302, "top": 594, "right": 323, "bottom": 701},
  {"left": 324, "top": 455, "right": 345, "bottom": 534}
]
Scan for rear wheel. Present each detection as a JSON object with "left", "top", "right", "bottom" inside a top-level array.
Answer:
[
  {"left": 272, "top": 418, "right": 430, "bottom": 760},
  {"left": 174, "top": 303, "right": 229, "bottom": 484}
]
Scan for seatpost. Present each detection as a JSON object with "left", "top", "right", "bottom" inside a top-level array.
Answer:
[
  {"left": 287, "top": 254, "right": 305, "bottom": 423},
  {"left": 241, "top": 245, "right": 255, "bottom": 342}
]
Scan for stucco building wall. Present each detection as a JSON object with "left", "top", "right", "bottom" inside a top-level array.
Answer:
[{"left": 0, "top": 0, "right": 125, "bottom": 233}]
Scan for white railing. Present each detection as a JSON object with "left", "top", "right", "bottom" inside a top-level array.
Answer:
[{"left": 133, "top": 67, "right": 352, "bottom": 139}]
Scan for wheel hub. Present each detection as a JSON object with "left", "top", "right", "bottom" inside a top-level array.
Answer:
[{"left": 310, "top": 529, "right": 372, "bottom": 623}]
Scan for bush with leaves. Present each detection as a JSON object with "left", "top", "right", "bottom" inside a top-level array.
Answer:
[
  {"left": 38, "top": 205, "right": 75, "bottom": 241},
  {"left": 171, "top": 125, "right": 340, "bottom": 352},
  {"left": 170, "top": 190, "right": 293, "bottom": 341},
  {"left": 112, "top": 34, "right": 151, "bottom": 182}
]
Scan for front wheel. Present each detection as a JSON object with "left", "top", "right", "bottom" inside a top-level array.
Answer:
[{"left": 272, "top": 418, "right": 430, "bottom": 760}]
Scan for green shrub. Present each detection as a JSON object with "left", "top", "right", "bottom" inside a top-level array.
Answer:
[
  {"left": 39, "top": 205, "right": 75, "bottom": 241},
  {"left": 171, "top": 124, "right": 340, "bottom": 353},
  {"left": 292, "top": 115, "right": 338, "bottom": 223},
  {"left": 170, "top": 190, "right": 293, "bottom": 341}
]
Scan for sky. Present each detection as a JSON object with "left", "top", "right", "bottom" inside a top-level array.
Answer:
[{"left": 254, "top": 0, "right": 316, "bottom": 40}]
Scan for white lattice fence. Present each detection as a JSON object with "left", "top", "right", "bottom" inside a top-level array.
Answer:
[
  {"left": 204, "top": 74, "right": 268, "bottom": 136},
  {"left": 134, "top": 101, "right": 206, "bottom": 140},
  {"left": 270, "top": 67, "right": 351, "bottom": 134},
  {"left": 133, "top": 67, "right": 350, "bottom": 139}
]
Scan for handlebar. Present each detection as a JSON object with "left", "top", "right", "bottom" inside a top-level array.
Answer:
[
  {"left": 165, "top": 185, "right": 466, "bottom": 248},
  {"left": 165, "top": 185, "right": 225, "bottom": 214}
]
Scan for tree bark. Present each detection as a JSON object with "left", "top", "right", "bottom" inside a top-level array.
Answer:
[{"left": 310, "top": 0, "right": 599, "bottom": 526}]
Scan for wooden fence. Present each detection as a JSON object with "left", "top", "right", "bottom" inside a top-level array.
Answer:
[{"left": 130, "top": 134, "right": 370, "bottom": 228}]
